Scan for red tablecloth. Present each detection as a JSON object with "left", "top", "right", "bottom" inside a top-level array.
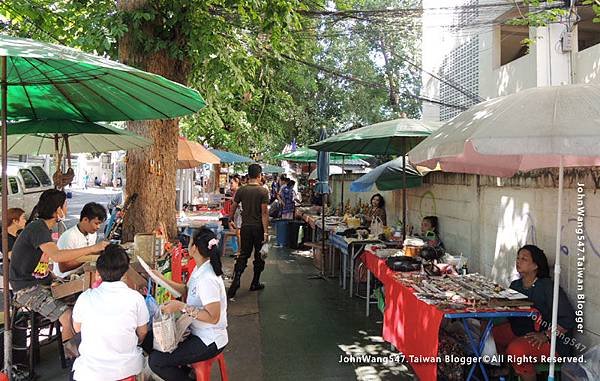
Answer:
[{"left": 363, "top": 251, "right": 445, "bottom": 381}]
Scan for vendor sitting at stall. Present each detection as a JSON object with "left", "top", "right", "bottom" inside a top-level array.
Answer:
[
  {"left": 492, "top": 244, "right": 576, "bottom": 381},
  {"left": 146, "top": 227, "right": 228, "bottom": 381},
  {"left": 364, "top": 193, "right": 387, "bottom": 226},
  {"left": 54, "top": 202, "right": 107, "bottom": 278},
  {"left": 417, "top": 216, "right": 444, "bottom": 249},
  {"left": 279, "top": 178, "right": 297, "bottom": 220},
  {"left": 9, "top": 189, "right": 108, "bottom": 359}
]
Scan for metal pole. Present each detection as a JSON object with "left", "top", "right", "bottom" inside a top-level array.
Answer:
[
  {"left": 402, "top": 155, "right": 407, "bottom": 241},
  {"left": 321, "top": 193, "right": 327, "bottom": 277},
  {"left": 548, "top": 158, "right": 564, "bottom": 381},
  {"left": 2, "top": 55, "right": 13, "bottom": 379},
  {"left": 340, "top": 156, "right": 345, "bottom": 214}
]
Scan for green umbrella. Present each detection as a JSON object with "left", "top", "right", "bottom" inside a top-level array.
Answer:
[
  {"left": 0, "top": 35, "right": 205, "bottom": 372},
  {"left": 5, "top": 119, "right": 152, "bottom": 155},
  {"left": 0, "top": 35, "right": 205, "bottom": 121},
  {"left": 309, "top": 118, "right": 441, "bottom": 240},
  {"left": 274, "top": 146, "right": 371, "bottom": 163},
  {"left": 309, "top": 118, "right": 442, "bottom": 155},
  {"left": 257, "top": 163, "right": 285, "bottom": 174}
]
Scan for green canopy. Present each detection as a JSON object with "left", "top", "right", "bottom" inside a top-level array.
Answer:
[
  {"left": 5, "top": 119, "right": 152, "bottom": 155},
  {"left": 274, "top": 146, "right": 371, "bottom": 163},
  {"left": 0, "top": 36, "right": 206, "bottom": 371},
  {"left": 309, "top": 118, "right": 442, "bottom": 155},
  {"left": 0, "top": 35, "right": 205, "bottom": 121},
  {"left": 257, "top": 163, "right": 285, "bottom": 174},
  {"left": 209, "top": 149, "right": 253, "bottom": 163}
]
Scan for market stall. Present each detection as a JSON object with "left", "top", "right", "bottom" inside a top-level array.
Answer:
[{"left": 363, "top": 249, "right": 535, "bottom": 381}]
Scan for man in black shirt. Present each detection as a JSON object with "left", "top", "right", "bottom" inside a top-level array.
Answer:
[
  {"left": 9, "top": 189, "right": 107, "bottom": 358},
  {"left": 228, "top": 163, "right": 269, "bottom": 298}
]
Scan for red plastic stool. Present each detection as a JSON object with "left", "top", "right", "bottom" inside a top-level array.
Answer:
[
  {"left": 118, "top": 376, "right": 136, "bottom": 381},
  {"left": 191, "top": 353, "right": 228, "bottom": 381}
]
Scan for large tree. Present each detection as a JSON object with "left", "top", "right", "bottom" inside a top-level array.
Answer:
[{"left": 1, "top": 0, "right": 308, "bottom": 237}]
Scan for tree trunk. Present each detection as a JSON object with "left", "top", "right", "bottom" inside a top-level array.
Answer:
[
  {"left": 118, "top": 0, "right": 189, "bottom": 240},
  {"left": 378, "top": 34, "right": 400, "bottom": 113}
]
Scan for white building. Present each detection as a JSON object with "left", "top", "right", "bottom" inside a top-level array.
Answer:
[{"left": 420, "top": 1, "right": 600, "bottom": 351}]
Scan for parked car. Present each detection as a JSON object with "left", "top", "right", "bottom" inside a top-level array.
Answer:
[{"left": 1, "top": 164, "right": 54, "bottom": 219}]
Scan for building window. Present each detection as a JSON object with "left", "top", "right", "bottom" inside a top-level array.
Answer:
[
  {"left": 494, "top": 7, "right": 530, "bottom": 67},
  {"left": 500, "top": 24, "right": 529, "bottom": 66},
  {"left": 577, "top": 6, "right": 600, "bottom": 52}
]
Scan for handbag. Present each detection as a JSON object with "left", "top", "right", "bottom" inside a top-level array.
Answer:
[
  {"left": 152, "top": 310, "right": 177, "bottom": 353},
  {"left": 370, "top": 216, "right": 384, "bottom": 237}
]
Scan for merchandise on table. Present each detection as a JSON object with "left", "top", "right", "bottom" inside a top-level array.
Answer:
[{"left": 392, "top": 272, "right": 532, "bottom": 311}]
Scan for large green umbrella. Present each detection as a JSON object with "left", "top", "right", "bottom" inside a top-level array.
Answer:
[
  {"left": 257, "top": 163, "right": 285, "bottom": 174},
  {"left": 309, "top": 118, "right": 441, "bottom": 240},
  {"left": 5, "top": 119, "right": 152, "bottom": 155},
  {"left": 274, "top": 146, "right": 371, "bottom": 163},
  {"left": 0, "top": 35, "right": 205, "bottom": 373},
  {"left": 309, "top": 118, "right": 442, "bottom": 155},
  {"left": 0, "top": 35, "right": 205, "bottom": 121}
]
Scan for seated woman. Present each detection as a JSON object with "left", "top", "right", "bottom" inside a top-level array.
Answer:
[
  {"left": 364, "top": 193, "right": 387, "bottom": 226},
  {"left": 4, "top": 207, "right": 26, "bottom": 259},
  {"left": 148, "top": 227, "right": 228, "bottom": 381},
  {"left": 492, "top": 244, "right": 576, "bottom": 381},
  {"left": 417, "top": 216, "right": 444, "bottom": 250}
]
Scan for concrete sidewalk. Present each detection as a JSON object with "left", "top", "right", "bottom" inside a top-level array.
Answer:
[{"left": 35, "top": 238, "right": 416, "bottom": 381}]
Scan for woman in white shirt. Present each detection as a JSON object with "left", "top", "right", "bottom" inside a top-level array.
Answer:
[{"left": 149, "top": 227, "right": 228, "bottom": 380}]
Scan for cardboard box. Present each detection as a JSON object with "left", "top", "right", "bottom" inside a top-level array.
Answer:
[
  {"left": 51, "top": 271, "right": 92, "bottom": 299},
  {"left": 124, "top": 266, "right": 147, "bottom": 291}
]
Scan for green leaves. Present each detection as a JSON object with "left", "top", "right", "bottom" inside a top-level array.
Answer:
[{"left": 0, "top": 0, "right": 425, "bottom": 160}]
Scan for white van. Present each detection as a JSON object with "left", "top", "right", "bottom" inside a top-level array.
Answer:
[{"left": 1, "top": 164, "right": 54, "bottom": 218}]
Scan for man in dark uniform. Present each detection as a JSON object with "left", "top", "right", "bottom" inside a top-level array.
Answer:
[{"left": 227, "top": 163, "right": 269, "bottom": 298}]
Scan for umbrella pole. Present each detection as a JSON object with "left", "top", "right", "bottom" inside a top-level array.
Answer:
[
  {"left": 321, "top": 193, "right": 326, "bottom": 277},
  {"left": 548, "top": 158, "right": 564, "bottom": 381},
  {"left": 2, "top": 55, "right": 13, "bottom": 378},
  {"left": 402, "top": 156, "right": 407, "bottom": 241},
  {"left": 341, "top": 157, "right": 345, "bottom": 214}
]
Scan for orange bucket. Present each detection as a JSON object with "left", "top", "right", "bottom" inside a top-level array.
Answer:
[{"left": 404, "top": 246, "right": 422, "bottom": 257}]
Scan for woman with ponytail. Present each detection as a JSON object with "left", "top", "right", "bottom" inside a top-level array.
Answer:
[{"left": 148, "top": 227, "right": 228, "bottom": 380}]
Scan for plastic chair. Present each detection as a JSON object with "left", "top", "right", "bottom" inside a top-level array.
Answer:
[{"left": 190, "top": 352, "right": 228, "bottom": 381}]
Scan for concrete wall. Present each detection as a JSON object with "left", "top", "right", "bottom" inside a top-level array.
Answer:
[
  {"left": 408, "top": 172, "right": 600, "bottom": 350},
  {"left": 575, "top": 42, "right": 600, "bottom": 84},
  {"left": 330, "top": 170, "right": 600, "bottom": 349}
]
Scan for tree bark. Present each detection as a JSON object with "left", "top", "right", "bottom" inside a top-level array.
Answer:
[
  {"left": 117, "top": 0, "right": 189, "bottom": 240},
  {"left": 377, "top": 34, "right": 400, "bottom": 113}
]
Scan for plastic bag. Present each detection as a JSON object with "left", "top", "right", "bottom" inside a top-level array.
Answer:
[
  {"left": 145, "top": 278, "right": 159, "bottom": 324},
  {"left": 152, "top": 310, "right": 177, "bottom": 353},
  {"left": 260, "top": 243, "right": 269, "bottom": 259}
]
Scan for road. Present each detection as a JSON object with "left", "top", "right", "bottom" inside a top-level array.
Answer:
[{"left": 63, "top": 187, "right": 123, "bottom": 238}]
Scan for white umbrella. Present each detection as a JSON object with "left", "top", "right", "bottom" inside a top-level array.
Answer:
[{"left": 408, "top": 84, "right": 600, "bottom": 380}]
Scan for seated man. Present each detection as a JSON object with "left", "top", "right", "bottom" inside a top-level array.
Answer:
[
  {"left": 54, "top": 202, "right": 107, "bottom": 278},
  {"left": 72, "top": 244, "right": 149, "bottom": 381}
]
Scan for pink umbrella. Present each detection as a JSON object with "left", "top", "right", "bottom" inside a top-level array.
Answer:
[{"left": 409, "top": 84, "right": 600, "bottom": 380}]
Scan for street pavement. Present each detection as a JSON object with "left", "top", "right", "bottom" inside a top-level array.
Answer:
[{"left": 63, "top": 187, "right": 123, "bottom": 238}]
